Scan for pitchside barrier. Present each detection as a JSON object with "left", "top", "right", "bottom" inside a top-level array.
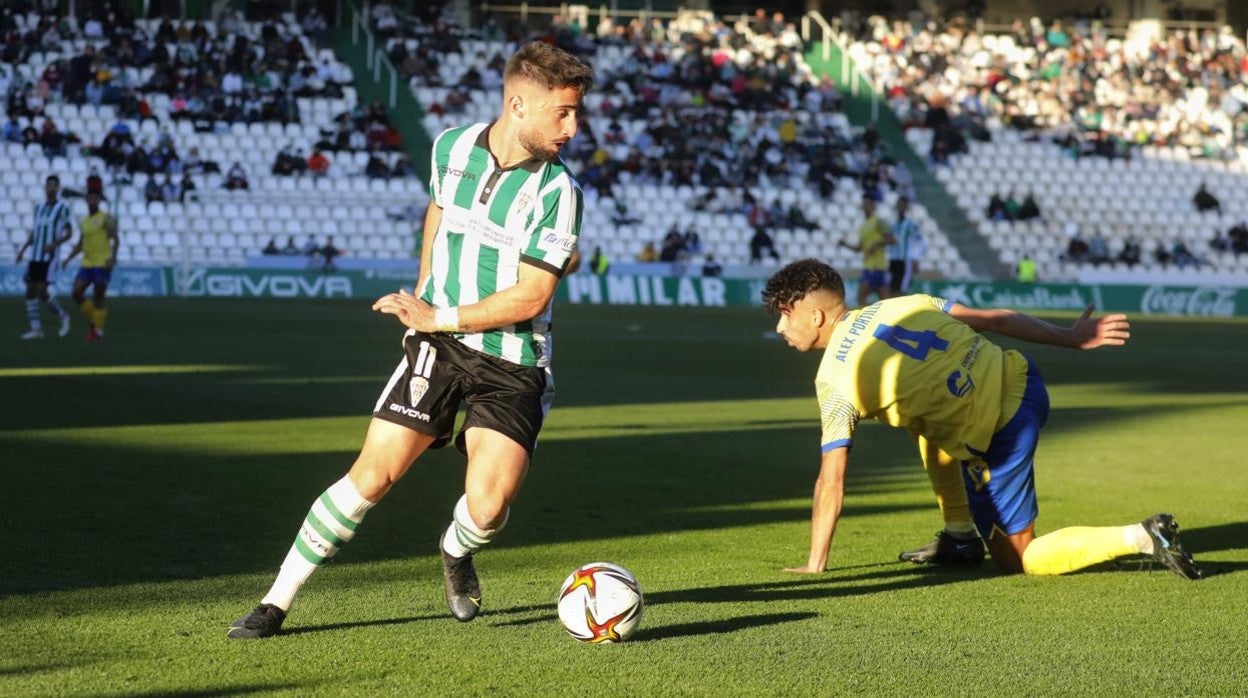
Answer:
[{"left": 1, "top": 265, "right": 1246, "bottom": 318}]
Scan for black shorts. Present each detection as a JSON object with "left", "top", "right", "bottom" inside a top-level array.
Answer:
[
  {"left": 888, "top": 259, "right": 911, "bottom": 293},
  {"left": 25, "top": 261, "right": 50, "bottom": 284},
  {"left": 372, "top": 330, "right": 550, "bottom": 454}
]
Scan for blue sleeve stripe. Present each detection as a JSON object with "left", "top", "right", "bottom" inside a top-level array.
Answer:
[
  {"left": 821, "top": 439, "right": 852, "bottom": 453},
  {"left": 941, "top": 298, "right": 955, "bottom": 313}
]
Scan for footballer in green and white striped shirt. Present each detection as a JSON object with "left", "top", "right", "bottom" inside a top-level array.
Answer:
[
  {"left": 420, "top": 120, "right": 583, "bottom": 367},
  {"left": 228, "top": 42, "right": 595, "bottom": 638}
]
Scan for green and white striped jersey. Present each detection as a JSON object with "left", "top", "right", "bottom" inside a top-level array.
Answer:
[
  {"left": 423, "top": 122, "right": 583, "bottom": 368},
  {"left": 29, "top": 199, "right": 73, "bottom": 263}
]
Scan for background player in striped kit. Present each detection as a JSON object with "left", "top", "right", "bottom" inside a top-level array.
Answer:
[
  {"left": 228, "top": 42, "right": 593, "bottom": 638},
  {"left": 63, "top": 190, "right": 119, "bottom": 341},
  {"left": 886, "top": 196, "right": 926, "bottom": 296},
  {"left": 15, "top": 175, "right": 73, "bottom": 340}
]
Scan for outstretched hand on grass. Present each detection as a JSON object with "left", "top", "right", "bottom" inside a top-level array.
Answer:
[
  {"left": 372, "top": 288, "right": 435, "bottom": 332},
  {"left": 1070, "top": 304, "right": 1131, "bottom": 349}
]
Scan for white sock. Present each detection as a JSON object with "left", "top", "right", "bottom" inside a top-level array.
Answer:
[
  {"left": 261, "top": 475, "right": 375, "bottom": 612},
  {"left": 25, "top": 299, "right": 41, "bottom": 331},
  {"left": 943, "top": 523, "right": 980, "bottom": 539},
  {"left": 441, "top": 494, "right": 507, "bottom": 558},
  {"left": 45, "top": 295, "right": 67, "bottom": 318},
  {"left": 1128, "top": 523, "right": 1151, "bottom": 554}
]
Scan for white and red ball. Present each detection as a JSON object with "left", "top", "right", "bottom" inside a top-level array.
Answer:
[{"left": 556, "top": 562, "right": 644, "bottom": 643}]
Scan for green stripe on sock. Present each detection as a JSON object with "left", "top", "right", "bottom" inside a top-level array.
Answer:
[
  {"left": 319, "top": 492, "right": 358, "bottom": 532},
  {"left": 454, "top": 525, "right": 477, "bottom": 552},
  {"left": 454, "top": 521, "right": 488, "bottom": 546},
  {"left": 294, "top": 535, "right": 326, "bottom": 565},
  {"left": 306, "top": 512, "right": 345, "bottom": 548}
]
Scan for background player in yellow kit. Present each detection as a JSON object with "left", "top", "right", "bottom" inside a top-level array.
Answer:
[
  {"left": 64, "top": 191, "right": 119, "bottom": 340},
  {"left": 761, "top": 258, "right": 1202, "bottom": 580},
  {"left": 838, "top": 195, "right": 894, "bottom": 307}
]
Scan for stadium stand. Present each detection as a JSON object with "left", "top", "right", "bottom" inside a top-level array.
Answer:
[
  {"left": 395, "top": 5, "right": 971, "bottom": 276},
  {"left": 0, "top": 8, "right": 426, "bottom": 268},
  {"left": 846, "top": 15, "right": 1248, "bottom": 280},
  {"left": 10, "top": 1, "right": 1242, "bottom": 284}
]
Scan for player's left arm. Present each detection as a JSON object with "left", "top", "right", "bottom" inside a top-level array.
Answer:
[
  {"left": 63, "top": 233, "right": 84, "bottom": 265},
  {"left": 374, "top": 179, "right": 580, "bottom": 333},
  {"left": 564, "top": 248, "right": 582, "bottom": 275},
  {"left": 50, "top": 226, "right": 72, "bottom": 251},
  {"left": 785, "top": 446, "right": 849, "bottom": 574},
  {"left": 372, "top": 262, "right": 559, "bottom": 333},
  {"left": 948, "top": 302, "right": 1130, "bottom": 350},
  {"left": 53, "top": 209, "right": 73, "bottom": 249}
]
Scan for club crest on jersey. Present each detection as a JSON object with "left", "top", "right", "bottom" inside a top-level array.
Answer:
[
  {"left": 409, "top": 376, "right": 430, "bottom": 406},
  {"left": 514, "top": 192, "right": 533, "bottom": 212}
]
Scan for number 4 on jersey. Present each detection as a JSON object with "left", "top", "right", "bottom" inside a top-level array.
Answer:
[{"left": 873, "top": 323, "right": 949, "bottom": 361}]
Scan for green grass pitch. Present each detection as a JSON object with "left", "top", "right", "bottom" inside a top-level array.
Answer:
[{"left": 2, "top": 298, "right": 1246, "bottom": 695}]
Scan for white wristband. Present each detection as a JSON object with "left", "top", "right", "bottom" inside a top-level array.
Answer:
[{"left": 434, "top": 306, "right": 460, "bottom": 333}]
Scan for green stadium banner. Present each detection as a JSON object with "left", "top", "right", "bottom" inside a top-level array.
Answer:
[
  {"left": 557, "top": 274, "right": 765, "bottom": 307},
  {"left": 0, "top": 266, "right": 167, "bottom": 297},
  {"left": 1, "top": 267, "right": 1245, "bottom": 317},
  {"left": 911, "top": 280, "right": 1246, "bottom": 318},
  {"left": 170, "top": 267, "right": 404, "bottom": 299}
]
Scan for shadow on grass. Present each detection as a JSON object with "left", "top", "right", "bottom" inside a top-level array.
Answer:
[
  {"left": 633, "top": 612, "right": 819, "bottom": 642},
  {"left": 3, "top": 303, "right": 1243, "bottom": 598},
  {"left": 2, "top": 423, "right": 934, "bottom": 596},
  {"left": 646, "top": 565, "right": 973, "bottom": 607},
  {"left": 1191, "top": 561, "right": 1248, "bottom": 577},
  {"left": 281, "top": 613, "right": 446, "bottom": 637},
  {"left": 0, "top": 662, "right": 79, "bottom": 677},
  {"left": 488, "top": 564, "right": 976, "bottom": 632},
  {"left": 488, "top": 609, "right": 820, "bottom": 639},
  {"left": 1185, "top": 521, "right": 1248, "bottom": 555}
]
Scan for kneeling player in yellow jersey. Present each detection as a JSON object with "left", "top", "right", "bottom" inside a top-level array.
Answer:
[
  {"left": 762, "top": 259, "right": 1202, "bottom": 580},
  {"left": 63, "top": 191, "right": 119, "bottom": 341}
]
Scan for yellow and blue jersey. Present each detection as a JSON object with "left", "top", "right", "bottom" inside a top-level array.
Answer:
[
  {"left": 815, "top": 294, "right": 1029, "bottom": 461},
  {"left": 856, "top": 215, "right": 888, "bottom": 271},
  {"left": 79, "top": 211, "right": 113, "bottom": 267}
]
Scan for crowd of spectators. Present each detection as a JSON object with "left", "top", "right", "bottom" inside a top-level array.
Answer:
[
  {"left": 394, "top": 4, "right": 927, "bottom": 271},
  {"left": 261, "top": 233, "right": 343, "bottom": 270},
  {"left": 3, "top": 2, "right": 417, "bottom": 210},
  {"left": 847, "top": 15, "right": 1248, "bottom": 162},
  {"left": 985, "top": 191, "right": 1042, "bottom": 221}
]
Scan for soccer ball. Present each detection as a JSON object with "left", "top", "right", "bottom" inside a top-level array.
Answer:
[{"left": 556, "top": 562, "right": 644, "bottom": 643}]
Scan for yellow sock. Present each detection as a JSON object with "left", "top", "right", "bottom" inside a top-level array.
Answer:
[
  {"left": 94, "top": 307, "right": 108, "bottom": 331},
  {"left": 1022, "top": 525, "right": 1139, "bottom": 575},
  {"left": 919, "top": 435, "right": 976, "bottom": 535},
  {"left": 79, "top": 299, "right": 96, "bottom": 323}
]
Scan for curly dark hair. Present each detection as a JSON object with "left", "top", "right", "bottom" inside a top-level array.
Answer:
[
  {"left": 505, "top": 42, "right": 594, "bottom": 95},
  {"left": 761, "top": 259, "right": 845, "bottom": 313}
]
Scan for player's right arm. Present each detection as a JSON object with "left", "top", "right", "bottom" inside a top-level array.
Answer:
[
  {"left": 15, "top": 234, "right": 30, "bottom": 262},
  {"left": 866, "top": 219, "right": 895, "bottom": 254},
  {"left": 948, "top": 302, "right": 1130, "bottom": 350},
  {"left": 786, "top": 446, "right": 849, "bottom": 574},
  {"left": 415, "top": 201, "right": 442, "bottom": 294}
]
